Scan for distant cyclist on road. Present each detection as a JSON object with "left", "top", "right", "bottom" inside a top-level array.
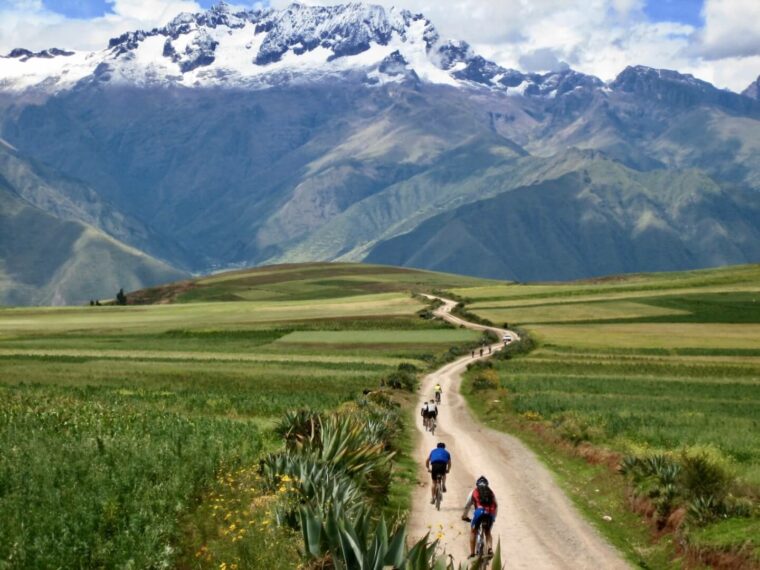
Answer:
[
  {"left": 426, "top": 442, "right": 451, "bottom": 503},
  {"left": 426, "top": 399, "right": 438, "bottom": 430},
  {"left": 434, "top": 383, "right": 442, "bottom": 404},
  {"left": 421, "top": 400, "right": 431, "bottom": 430},
  {"left": 462, "top": 475, "right": 498, "bottom": 559}
]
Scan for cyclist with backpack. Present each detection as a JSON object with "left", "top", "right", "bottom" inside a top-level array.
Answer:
[
  {"left": 425, "top": 442, "right": 451, "bottom": 503},
  {"left": 420, "top": 401, "right": 430, "bottom": 430},
  {"left": 462, "top": 475, "right": 498, "bottom": 559},
  {"left": 425, "top": 399, "right": 438, "bottom": 431}
]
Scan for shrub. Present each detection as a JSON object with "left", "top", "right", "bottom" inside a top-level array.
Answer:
[
  {"left": 553, "top": 412, "right": 604, "bottom": 445},
  {"left": 384, "top": 370, "right": 417, "bottom": 391},
  {"left": 679, "top": 448, "right": 733, "bottom": 505},
  {"left": 472, "top": 369, "right": 499, "bottom": 391}
]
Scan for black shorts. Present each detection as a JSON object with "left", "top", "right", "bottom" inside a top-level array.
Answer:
[
  {"left": 430, "top": 462, "right": 447, "bottom": 481},
  {"left": 422, "top": 410, "right": 431, "bottom": 419},
  {"left": 429, "top": 410, "right": 438, "bottom": 419}
]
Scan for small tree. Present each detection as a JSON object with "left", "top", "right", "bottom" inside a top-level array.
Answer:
[{"left": 116, "top": 288, "right": 127, "bottom": 305}]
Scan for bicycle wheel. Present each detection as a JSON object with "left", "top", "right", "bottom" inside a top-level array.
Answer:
[
  {"left": 430, "top": 419, "right": 436, "bottom": 435},
  {"left": 435, "top": 480, "right": 442, "bottom": 511},
  {"left": 475, "top": 526, "right": 485, "bottom": 558}
]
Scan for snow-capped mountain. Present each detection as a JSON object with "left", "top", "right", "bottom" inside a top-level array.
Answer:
[
  {"left": 0, "top": 1, "right": 599, "bottom": 96},
  {"left": 1, "top": 2, "right": 759, "bottom": 305}
]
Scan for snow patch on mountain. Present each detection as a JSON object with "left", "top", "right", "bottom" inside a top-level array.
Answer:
[{"left": 0, "top": 1, "right": 603, "bottom": 97}]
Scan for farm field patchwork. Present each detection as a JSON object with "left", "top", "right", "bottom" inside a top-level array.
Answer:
[
  {"left": 458, "top": 264, "right": 760, "bottom": 563},
  {"left": 0, "top": 263, "right": 491, "bottom": 569}
]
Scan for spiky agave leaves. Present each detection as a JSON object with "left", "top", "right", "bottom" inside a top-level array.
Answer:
[
  {"left": 275, "top": 409, "right": 321, "bottom": 444},
  {"left": 299, "top": 505, "right": 440, "bottom": 570},
  {"left": 260, "top": 451, "right": 367, "bottom": 520},
  {"left": 295, "top": 415, "right": 395, "bottom": 493},
  {"left": 300, "top": 505, "right": 507, "bottom": 570}
]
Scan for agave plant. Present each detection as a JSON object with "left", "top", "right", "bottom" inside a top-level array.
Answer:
[
  {"left": 275, "top": 408, "right": 322, "bottom": 444},
  {"left": 300, "top": 505, "right": 505, "bottom": 570},
  {"left": 300, "top": 506, "right": 438, "bottom": 570},
  {"left": 259, "top": 451, "right": 368, "bottom": 520},
  {"left": 296, "top": 415, "right": 395, "bottom": 492}
]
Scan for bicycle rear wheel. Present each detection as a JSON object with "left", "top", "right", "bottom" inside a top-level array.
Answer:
[{"left": 475, "top": 526, "right": 485, "bottom": 557}]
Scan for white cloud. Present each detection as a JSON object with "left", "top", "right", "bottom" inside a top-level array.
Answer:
[
  {"left": 1, "top": 0, "right": 758, "bottom": 92},
  {"left": 697, "top": 0, "right": 760, "bottom": 59},
  {"left": 0, "top": 0, "right": 204, "bottom": 52}
]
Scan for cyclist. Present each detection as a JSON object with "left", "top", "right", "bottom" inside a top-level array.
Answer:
[
  {"left": 434, "top": 383, "right": 442, "bottom": 404},
  {"left": 421, "top": 400, "right": 431, "bottom": 430},
  {"left": 427, "top": 399, "right": 438, "bottom": 430},
  {"left": 461, "top": 475, "right": 498, "bottom": 559},
  {"left": 425, "top": 442, "right": 451, "bottom": 503}
]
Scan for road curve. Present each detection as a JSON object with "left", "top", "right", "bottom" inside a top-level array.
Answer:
[{"left": 407, "top": 297, "right": 629, "bottom": 569}]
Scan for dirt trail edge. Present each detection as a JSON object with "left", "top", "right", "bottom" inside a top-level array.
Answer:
[{"left": 408, "top": 296, "right": 629, "bottom": 569}]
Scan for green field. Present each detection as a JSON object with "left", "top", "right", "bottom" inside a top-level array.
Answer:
[
  {"left": 0, "top": 263, "right": 491, "bottom": 569},
  {"left": 457, "top": 264, "right": 760, "bottom": 564}
]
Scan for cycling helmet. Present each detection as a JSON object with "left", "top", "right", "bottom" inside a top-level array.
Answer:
[
  {"left": 437, "top": 442, "right": 446, "bottom": 449},
  {"left": 476, "top": 475, "right": 489, "bottom": 487}
]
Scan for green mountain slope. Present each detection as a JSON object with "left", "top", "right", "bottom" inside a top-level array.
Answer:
[
  {"left": 0, "top": 181, "right": 187, "bottom": 306},
  {"left": 366, "top": 160, "right": 760, "bottom": 281}
]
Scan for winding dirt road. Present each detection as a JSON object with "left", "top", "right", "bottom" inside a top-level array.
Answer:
[{"left": 408, "top": 298, "right": 629, "bottom": 569}]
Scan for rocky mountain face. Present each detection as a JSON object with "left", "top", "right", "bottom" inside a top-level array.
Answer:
[
  {"left": 0, "top": 2, "right": 758, "bottom": 303},
  {"left": 743, "top": 75, "right": 760, "bottom": 100}
]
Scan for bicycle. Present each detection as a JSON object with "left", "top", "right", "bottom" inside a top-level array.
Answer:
[
  {"left": 432, "top": 474, "right": 443, "bottom": 510},
  {"left": 463, "top": 517, "right": 492, "bottom": 567},
  {"left": 429, "top": 415, "right": 437, "bottom": 435},
  {"left": 435, "top": 391, "right": 441, "bottom": 405}
]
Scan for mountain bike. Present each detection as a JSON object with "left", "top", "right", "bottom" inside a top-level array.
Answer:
[
  {"left": 463, "top": 517, "right": 492, "bottom": 568},
  {"left": 435, "top": 391, "right": 441, "bottom": 404},
  {"left": 433, "top": 474, "right": 443, "bottom": 510},
  {"left": 429, "top": 415, "right": 437, "bottom": 435}
]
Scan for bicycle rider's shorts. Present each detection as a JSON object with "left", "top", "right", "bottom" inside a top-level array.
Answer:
[
  {"left": 471, "top": 508, "right": 495, "bottom": 530},
  {"left": 430, "top": 461, "right": 447, "bottom": 481},
  {"left": 430, "top": 409, "right": 438, "bottom": 418}
]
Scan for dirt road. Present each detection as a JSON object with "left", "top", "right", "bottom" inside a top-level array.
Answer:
[{"left": 408, "top": 298, "right": 629, "bottom": 569}]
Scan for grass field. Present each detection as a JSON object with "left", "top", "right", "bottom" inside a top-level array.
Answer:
[
  {"left": 0, "top": 263, "right": 492, "bottom": 569},
  {"left": 458, "top": 264, "right": 760, "bottom": 564}
]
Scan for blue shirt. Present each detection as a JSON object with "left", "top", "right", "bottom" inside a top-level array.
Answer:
[{"left": 429, "top": 448, "right": 451, "bottom": 464}]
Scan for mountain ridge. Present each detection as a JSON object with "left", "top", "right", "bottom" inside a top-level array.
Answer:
[{"left": 0, "top": 2, "right": 758, "bottom": 304}]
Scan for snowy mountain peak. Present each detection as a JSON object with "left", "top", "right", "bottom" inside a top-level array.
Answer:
[{"left": 0, "top": 1, "right": 601, "bottom": 97}]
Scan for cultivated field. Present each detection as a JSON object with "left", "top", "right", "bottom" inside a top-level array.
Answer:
[
  {"left": 0, "top": 263, "right": 491, "bottom": 569},
  {"left": 456, "top": 264, "right": 760, "bottom": 563}
]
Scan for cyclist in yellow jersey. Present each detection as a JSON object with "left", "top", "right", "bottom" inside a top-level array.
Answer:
[{"left": 434, "top": 383, "right": 442, "bottom": 404}]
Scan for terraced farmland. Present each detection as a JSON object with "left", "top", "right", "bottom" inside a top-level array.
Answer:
[
  {"left": 0, "top": 263, "right": 491, "bottom": 569},
  {"left": 457, "top": 264, "right": 760, "bottom": 564}
]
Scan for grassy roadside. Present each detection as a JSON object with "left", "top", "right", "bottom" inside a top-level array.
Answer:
[
  {"left": 462, "top": 380, "right": 680, "bottom": 568},
  {"left": 455, "top": 265, "right": 760, "bottom": 569}
]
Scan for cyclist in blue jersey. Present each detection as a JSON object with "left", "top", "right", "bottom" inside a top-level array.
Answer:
[{"left": 425, "top": 442, "right": 451, "bottom": 504}]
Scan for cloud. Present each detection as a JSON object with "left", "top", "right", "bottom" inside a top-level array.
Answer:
[
  {"left": 696, "top": 0, "right": 760, "bottom": 59},
  {"left": 1, "top": 0, "right": 758, "bottom": 92},
  {"left": 0, "top": 0, "right": 204, "bottom": 52},
  {"left": 519, "top": 48, "right": 570, "bottom": 73}
]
